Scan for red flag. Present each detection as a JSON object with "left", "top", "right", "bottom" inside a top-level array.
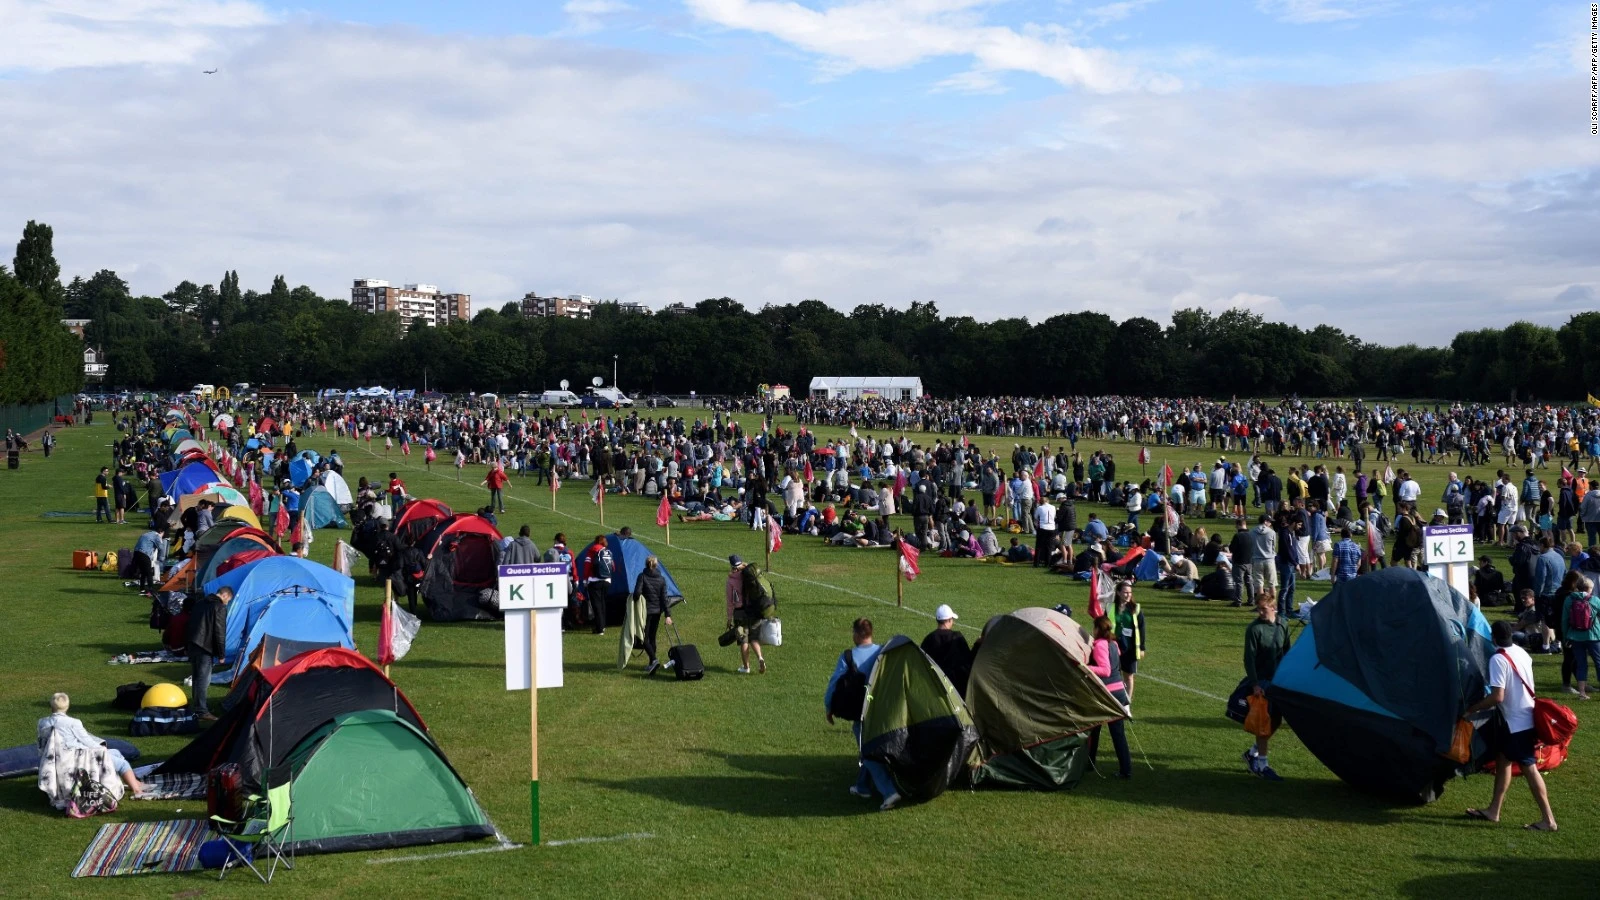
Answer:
[
  {"left": 896, "top": 537, "right": 920, "bottom": 581},
  {"left": 401, "top": 439, "right": 411, "bottom": 456},
  {"left": 1033, "top": 458, "right": 1044, "bottom": 479},
  {"left": 767, "top": 515, "right": 783, "bottom": 554},
  {"left": 803, "top": 458, "right": 813, "bottom": 482},
  {"left": 1366, "top": 523, "right": 1380, "bottom": 564},
  {"left": 1088, "top": 567, "right": 1108, "bottom": 619},
  {"left": 551, "top": 468, "right": 561, "bottom": 491},
  {"left": 1162, "top": 463, "right": 1174, "bottom": 490},
  {"left": 378, "top": 598, "right": 395, "bottom": 667},
  {"left": 292, "top": 510, "right": 304, "bottom": 548},
  {"left": 656, "top": 492, "right": 671, "bottom": 528},
  {"left": 1137, "top": 447, "right": 1151, "bottom": 465},
  {"left": 273, "top": 497, "right": 289, "bottom": 539}
]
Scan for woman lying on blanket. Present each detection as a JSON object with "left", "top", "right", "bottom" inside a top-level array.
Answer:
[{"left": 39, "top": 693, "right": 148, "bottom": 796}]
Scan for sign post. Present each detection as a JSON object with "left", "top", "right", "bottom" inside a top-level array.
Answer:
[
  {"left": 498, "top": 562, "right": 569, "bottom": 845},
  {"left": 1421, "top": 524, "right": 1473, "bottom": 599}
]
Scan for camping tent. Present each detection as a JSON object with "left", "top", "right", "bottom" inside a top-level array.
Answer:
[
  {"left": 1270, "top": 568, "right": 1492, "bottom": 804},
  {"left": 418, "top": 515, "right": 504, "bottom": 621},
  {"left": 271, "top": 486, "right": 348, "bottom": 529},
  {"left": 157, "top": 648, "right": 424, "bottom": 791},
  {"left": 215, "top": 504, "right": 262, "bottom": 530},
  {"left": 396, "top": 499, "right": 454, "bottom": 547},
  {"left": 859, "top": 635, "right": 978, "bottom": 804},
  {"left": 320, "top": 470, "right": 353, "bottom": 508},
  {"left": 160, "top": 461, "right": 224, "bottom": 499},
  {"left": 288, "top": 451, "right": 322, "bottom": 488},
  {"left": 966, "top": 608, "right": 1128, "bottom": 790},
  {"left": 197, "top": 527, "right": 280, "bottom": 588},
  {"left": 203, "top": 556, "right": 356, "bottom": 676},
  {"left": 302, "top": 485, "right": 348, "bottom": 529},
  {"left": 276, "top": 709, "right": 494, "bottom": 854},
  {"left": 180, "top": 483, "right": 248, "bottom": 513},
  {"left": 171, "top": 438, "right": 206, "bottom": 460},
  {"left": 573, "top": 534, "right": 684, "bottom": 626}
]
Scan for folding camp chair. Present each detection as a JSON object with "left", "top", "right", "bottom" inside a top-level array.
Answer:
[{"left": 211, "top": 765, "right": 294, "bottom": 883}]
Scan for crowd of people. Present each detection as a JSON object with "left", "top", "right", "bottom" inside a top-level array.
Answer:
[{"left": 75, "top": 389, "right": 1598, "bottom": 825}]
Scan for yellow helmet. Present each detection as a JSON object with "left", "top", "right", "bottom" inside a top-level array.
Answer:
[{"left": 141, "top": 683, "right": 188, "bottom": 709}]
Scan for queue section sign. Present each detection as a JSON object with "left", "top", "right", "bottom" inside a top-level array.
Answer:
[{"left": 1421, "top": 525, "right": 1473, "bottom": 598}]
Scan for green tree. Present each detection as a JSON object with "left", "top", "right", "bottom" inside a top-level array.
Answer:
[{"left": 13, "top": 220, "right": 61, "bottom": 302}]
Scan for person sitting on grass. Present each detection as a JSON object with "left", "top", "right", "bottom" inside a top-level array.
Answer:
[{"left": 39, "top": 693, "right": 148, "bottom": 796}]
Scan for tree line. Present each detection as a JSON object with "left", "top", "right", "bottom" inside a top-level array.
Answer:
[
  {"left": 0, "top": 222, "right": 85, "bottom": 405},
  {"left": 16, "top": 220, "right": 1600, "bottom": 401}
]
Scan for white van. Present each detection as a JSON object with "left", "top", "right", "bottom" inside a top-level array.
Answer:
[
  {"left": 540, "top": 390, "right": 581, "bottom": 407},
  {"left": 591, "top": 386, "right": 634, "bottom": 407}
]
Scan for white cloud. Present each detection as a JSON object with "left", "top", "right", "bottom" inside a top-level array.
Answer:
[
  {"left": 686, "top": 0, "right": 1179, "bottom": 92},
  {"left": 0, "top": 18, "right": 1597, "bottom": 345},
  {"left": 0, "top": 0, "right": 270, "bottom": 71},
  {"left": 1084, "top": 0, "right": 1159, "bottom": 28},
  {"left": 562, "top": 0, "right": 635, "bottom": 34},
  {"left": 1256, "top": 0, "right": 1396, "bottom": 24}
]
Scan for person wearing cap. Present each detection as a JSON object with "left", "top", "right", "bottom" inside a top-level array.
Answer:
[
  {"left": 724, "top": 555, "right": 768, "bottom": 674},
  {"left": 921, "top": 605, "right": 972, "bottom": 696}
]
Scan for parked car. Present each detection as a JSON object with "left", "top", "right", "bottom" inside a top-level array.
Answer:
[
  {"left": 578, "top": 395, "right": 615, "bottom": 409},
  {"left": 644, "top": 395, "right": 677, "bottom": 408}
]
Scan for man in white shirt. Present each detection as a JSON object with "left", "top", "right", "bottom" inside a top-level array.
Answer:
[
  {"left": 1397, "top": 471, "right": 1420, "bottom": 506},
  {"left": 1033, "top": 497, "right": 1057, "bottom": 568},
  {"left": 1463, "top": 620, "right": 1558, "bottom": 831}
]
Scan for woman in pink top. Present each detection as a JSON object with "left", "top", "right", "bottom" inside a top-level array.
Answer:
[{"left": 1086, "top": 616, "right": 1133, "bottom": 779}]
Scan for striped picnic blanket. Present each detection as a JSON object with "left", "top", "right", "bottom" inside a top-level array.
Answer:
[{"left": 72, "top": 818, "right": 210, "bottom": 877}]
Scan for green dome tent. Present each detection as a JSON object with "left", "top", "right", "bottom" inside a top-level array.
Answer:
[
  {"left": 859, "top": 635, "right": 978, "bottom": 804},
  {"left": 278, "top": 709, "right": 494, "bottom": 854},
  {"left": 966, "top": 608, "right": 1128, "bottom": 790}
]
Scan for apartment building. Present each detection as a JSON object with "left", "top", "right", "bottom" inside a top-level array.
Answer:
[{"left": 351, "top": 279, "right": 471, "bottom": 327}]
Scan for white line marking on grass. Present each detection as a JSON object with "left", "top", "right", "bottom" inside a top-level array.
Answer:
[
  {"left": 352, "top": 443, "right": 1228, "bottom": 700},
  {"left": 544, "top": 831, "right": 657, "bottom": 847},
  {"left": 1137, "top": 673, "right": 1227, "bottom": 702},
  {"left": 368, "top": 841, "right": 523, "bottom": 864}
]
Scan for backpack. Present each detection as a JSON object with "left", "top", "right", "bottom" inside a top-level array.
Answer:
[
  {"left": 593, "top": 547, "right": 614, "bottom": 581},
  {"left": 748, "top": 573, "right": 777, "bottom": 613},
  {"left": 1570, "top": 595, "right": 1595, "bottom": 633},
  {"left": 828, "top": 651, "right": 868, "bottom": 722}
]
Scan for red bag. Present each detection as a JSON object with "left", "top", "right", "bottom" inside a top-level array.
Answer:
[{"left": 1500, "top": 650, "right": 1579, "bottom": 746}]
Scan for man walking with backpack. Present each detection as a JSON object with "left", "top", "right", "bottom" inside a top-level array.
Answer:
[
  {"left": 581, "top": 534, "right": 614, "bottom": 635},
  {"left": 826, "top": 617, "right": 900, "bottom": 811}
]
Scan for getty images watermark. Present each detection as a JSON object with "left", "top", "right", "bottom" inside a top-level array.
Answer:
[{"left": 1593, "top": 4, "right": 1599, "bottom": 134}]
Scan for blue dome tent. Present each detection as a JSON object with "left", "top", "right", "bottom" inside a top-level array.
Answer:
[
  {"left": 203, "top": 557, "right": 357, "bottom": 678},
  {"left": 1269, "top": 568, "right": 1492, "bottom": 804},
  {"left": 574, "top": 534, "right": 684, "bottom": 626}
]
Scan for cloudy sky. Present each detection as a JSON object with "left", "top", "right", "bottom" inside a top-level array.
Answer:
[{"left": 2, "top": 0, "right": 1596, "bottom": 343}]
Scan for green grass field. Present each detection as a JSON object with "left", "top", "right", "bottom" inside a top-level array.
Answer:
[{"left": 1, "top": 418, "right": 1595, "bottom": 898}]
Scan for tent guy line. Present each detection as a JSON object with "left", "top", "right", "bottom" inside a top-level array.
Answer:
[{"left": 350, "top": 442, "right": 1229, "bottom": 703}]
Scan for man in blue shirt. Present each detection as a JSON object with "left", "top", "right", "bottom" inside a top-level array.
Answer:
[
  {"left": 1082, "top": 512, "right": 1110, "bottom": 544},
  {"left": 1531, "top": 535, "right": 1567, "bottom": 646},
  {"left": 825, "top": 617, "right": 900, "bottom": 811},
  {"left": 1332, "top": 527, "right": 1362, "bottom": 583}
]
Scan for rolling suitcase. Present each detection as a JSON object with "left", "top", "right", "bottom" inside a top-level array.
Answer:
[{"left": 667, "top": 621, "right": 704, "bottom": 681}]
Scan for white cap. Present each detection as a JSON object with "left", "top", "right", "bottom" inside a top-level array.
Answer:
[{"left": 934, "top": 604, "right": 959, "bottom": 622}]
